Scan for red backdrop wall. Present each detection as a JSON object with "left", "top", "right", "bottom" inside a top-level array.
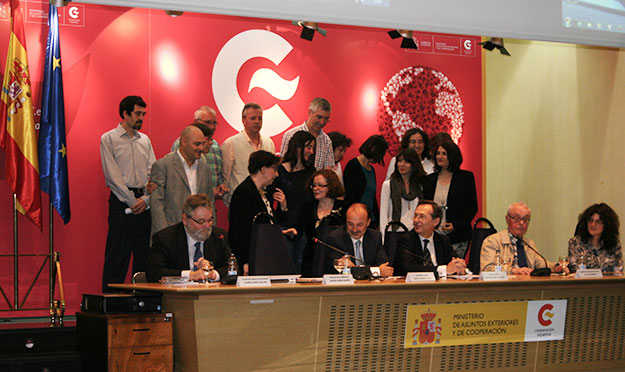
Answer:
[{"left": 0, "top": 1, "right": 482, "bottom": 317}]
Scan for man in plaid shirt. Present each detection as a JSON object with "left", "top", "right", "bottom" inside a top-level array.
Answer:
[{"left": 279, "top": 97, "right": 335, "bottom": 170}]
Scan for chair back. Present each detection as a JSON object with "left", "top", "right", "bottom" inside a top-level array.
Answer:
[
  {"left": 249, "top": 213, "right": 297, "bottom": 275},
  {"left": 383, "top": 221, "right": 410, "bottom": 267},
  {"left": 311, "top": 214, "right": 344, "bottom": 277},
  {"left": 466, "top": 217, "right": 497, "bottom": 274}
]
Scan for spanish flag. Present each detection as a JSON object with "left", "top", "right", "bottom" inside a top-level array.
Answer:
[{"left": 0, "top": 0, "right": 42, "bottom": 228}]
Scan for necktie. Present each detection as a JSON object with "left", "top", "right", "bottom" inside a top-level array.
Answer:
[
  {"left": 192, "top": 242, "right": 202, "bottom": 271},
  {"left": 354, "top": 240, "right": 363, "bottom": 265},
  {"left": 422, "top": 239, "right": 433, "bottom": 266},
  {"left": 516, "top": 238, "right": 528, "bottom": 267}
]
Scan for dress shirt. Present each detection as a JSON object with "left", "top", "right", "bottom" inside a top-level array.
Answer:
[
  {"left": 280, "top": 123, "right": 334, "bottom": 170},
  {"left": 100, "top": 124, "right": 156, "bottom": 207},
  {"left": 181, "top": 228, "right": 220, "bottom": 281},
  {"left": 176, "top": 150, "right": 198, "bottom": 194},
  {"left": 172, "top": 138, "right": 225, "bottom": 188},
  {"left": 221, "top": 130, "right": 275, "bottom": 205},
  {"left": 350, "top": 237, "right": 364, "bottom": 264},
  {"left": 418, "top": 233, "right": 438, "bottom": 266}
]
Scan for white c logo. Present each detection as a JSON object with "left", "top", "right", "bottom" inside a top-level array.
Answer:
[
  {"left": 212, "top": 30, "right": 300, "bottom": 136},
  {"left": 68, "top": 6, "right": 80, "bottom": 19},
  {"left": 463, "top": 39, "right": 472, "bottom": 51}
]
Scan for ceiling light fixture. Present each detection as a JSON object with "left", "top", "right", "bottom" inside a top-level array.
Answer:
[
  {"left": 388, "top": 30, "right": 418, "bottom": 50},
  {"left": 479, "top": 37, "right": 511, "bottom": 56},
  {"left": 292, "top": 21, "right": 327, "bottom": 41}
]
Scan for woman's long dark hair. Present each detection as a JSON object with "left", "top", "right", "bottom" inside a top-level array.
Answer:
[
  {"left": 390, "top": 148, "right": 427, "bottom": 194},
  {"left": 282, "top": 131, "right": 316, "bottom": 170},
  {"left": 574, "top": 203, "right": 620, "bottom": 253}
]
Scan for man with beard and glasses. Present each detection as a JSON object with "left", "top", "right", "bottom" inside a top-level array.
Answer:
[
  {"left": 146, "top": 194, "right": 231, "bottom": 282},
  {"left": 100, "top": 95, "right": 156, "bottom": 292}
]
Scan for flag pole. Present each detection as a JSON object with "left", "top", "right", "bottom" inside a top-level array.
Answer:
[
  {"left": 13, "top": 193, "right": 18, "bottom": 310},
  {"left": 49, "top": 201, "right": 54, "bottom": 315}
]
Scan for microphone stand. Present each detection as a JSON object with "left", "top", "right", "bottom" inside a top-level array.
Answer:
[{"left": 523, "top": 239, "right": 551, "bottom": 276}]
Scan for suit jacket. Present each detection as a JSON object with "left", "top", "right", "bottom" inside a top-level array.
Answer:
[
  {"left": 324, "top": 227, "right": 389, "bottom": 274},
  {"left": 343, "top": 157, "right": 380, "bottom": 228},
  {"left": 480, "top": 229, "right": 552, "bottom": 272},
  {"left": 228, "top": 176, "right": 284, "bottom": 265},
  {"left": 424, "top": 169, "right": 477, "bottom": 244},
  {"left": 150, "top": 152, "right": 211, "bottom": 235},
  {"left": 146, "top": 223, "right": 231, "bottom": 282},
  {"left": 395, "top": 230, "right": 456, "bottom": 276}
]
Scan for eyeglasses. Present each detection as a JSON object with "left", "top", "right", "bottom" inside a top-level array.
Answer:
[
  {"left": 507, "top": 214, "right": 530, "bottom": 223},
  {"left": 311, "top": 183, "right": 328, "bottom": 189},
  {"left": 196, "top": 119, "right": 218, "bottom": 126},
  {"left": 588, "top": 218, "right": 603, "bottom": 225},
  {"left": 188, "top": 215, "right": 215, "bottom": 226}
]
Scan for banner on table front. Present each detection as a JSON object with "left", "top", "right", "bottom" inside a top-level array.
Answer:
[{"left": 404, "top": 300, "right": 567, "bottom": 348}]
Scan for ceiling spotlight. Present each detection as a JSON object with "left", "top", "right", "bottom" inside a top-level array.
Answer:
[
  {"left": 388, "top": 30, "right": 418, "bottom": 50},
  {"left": 292, "top": 21, "right": 327, "bottom": 41},
  {"left": 164, "top": 10, "right": 184, "bottom": 17},
  {"left": 49, "top": 0, "right": 70, "bottom": 6},
  {"left": 479, "top": 37, "right": 510, "bottom": 56}
]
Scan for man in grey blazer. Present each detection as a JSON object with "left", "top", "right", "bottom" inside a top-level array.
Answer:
[{"left": 150, "top": 125, "right": 211, "bottom": 236}]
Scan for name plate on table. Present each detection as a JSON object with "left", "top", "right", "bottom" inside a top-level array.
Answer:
[
  {"left": 575, "top": 269, "right": 603, "bottom": 278},
  {"left": 480, "top": 271, "right": 509, "bottom": 281},
  {"left": 322, "top": 274, "right": 355, "bottom": 285},
  {"left": 406, "top": 272, "right": 436, "bottom": 282},
  {"left": 236, "top": 276, "right": 271, "bottom": 287}
]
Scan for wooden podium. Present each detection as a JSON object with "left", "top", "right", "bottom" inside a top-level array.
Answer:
[{"left": 111, "top": 275, "right": 625, "bottom": 372}]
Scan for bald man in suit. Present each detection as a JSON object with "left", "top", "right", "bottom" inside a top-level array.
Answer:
[{"left": 150, "top": 125, "right": 211, "bottom": 236}]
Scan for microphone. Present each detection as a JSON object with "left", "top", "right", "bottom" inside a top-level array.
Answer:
[
  {"left": 313, "top": 238, "right": 372, "bottom": 279},
  {"left": 398, "top": 246, "right": 441, "bottom": 279},
  {"left": 219, "top": 234, "right": 231, "bottom": 250},
  {"left": 523, "top": 239, "right": 552, "bottom": 276},
  {"left": 313, "top": 237, "right": 366, "bottom": 265}
]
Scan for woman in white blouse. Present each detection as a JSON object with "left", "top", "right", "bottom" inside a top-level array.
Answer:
[
  {"left": 385, "top": 128, "right": 434, "bottom": 180},
  {"left": 380, "top": 149, "right": 427, "bottom": 235}
]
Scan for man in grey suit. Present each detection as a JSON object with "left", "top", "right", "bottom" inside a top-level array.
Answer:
[{"left": 150, "top": 125, "right": 211, "bottom": 235}]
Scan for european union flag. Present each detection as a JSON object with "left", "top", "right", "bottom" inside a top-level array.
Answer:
[{"left": 38, "top": 4, "right": 70, "bottom": 224}]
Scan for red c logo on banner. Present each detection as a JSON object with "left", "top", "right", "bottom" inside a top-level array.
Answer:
[
  {"left": 538, "top": 304, "right": 554, "bottom": 326},
  {"left": 212, "top": 30, "right": 300, "bottom": 137}
]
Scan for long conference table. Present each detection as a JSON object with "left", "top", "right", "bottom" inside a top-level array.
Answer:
[{"left": 111, "top": 275, "right": 625, "bottom": 372}]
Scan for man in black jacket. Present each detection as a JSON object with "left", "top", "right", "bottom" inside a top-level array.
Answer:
[
  {"left": 146, "top": 194, "right": 231, "bottom": 282},
  {"left": 395, "top": 200, "right": 466, "bottom": 276}
]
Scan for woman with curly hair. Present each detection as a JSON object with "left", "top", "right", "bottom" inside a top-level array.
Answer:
[{"left": 568, "top": 203, "right": 623, "bottom": 273}]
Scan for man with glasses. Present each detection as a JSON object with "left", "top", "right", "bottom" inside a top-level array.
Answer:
[
  {"left": 100, "top": 95, "right": 156, "bottom": 292},
  {"left": 480, "top": 202, "right": 566, "bottom": 274},
  {"left": 280, "top": 97, "right": 335, "bottom": 170},
  {"left": 146, "top": 194, "right": 231, "bottom": 282},
  {"left": 150, "top": 125, "right": 212, "bottom": 236}
]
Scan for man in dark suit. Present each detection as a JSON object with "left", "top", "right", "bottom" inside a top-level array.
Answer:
[
  {"left": 395, "top": 200, "right": 467, "bottom": 276},
  {"left": 146, "top": 194, "right": 231, "bottom": 282},
  {"left": 324, "top": 203, "right": 393, "bottom": 276}
]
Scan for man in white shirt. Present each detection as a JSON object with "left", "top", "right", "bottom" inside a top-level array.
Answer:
[
  {"left": 150, "top": 125, "right": 211, "bottom": 236},
  {"left": 221, "top": 103, "right": 275, "bottom": 206},
  {"left": 280, "top": 97, "right": 335, "bottom": 170},
  {"left": 100, "top": 95, "right": 156, "bottom": 291}
]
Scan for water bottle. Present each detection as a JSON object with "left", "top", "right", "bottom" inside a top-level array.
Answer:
[
  {"left": 579, "top": 254, "right": 586, "bottom": 270},
  {"left": 495, "top": 250, "right": 502, "bottom": 272},
  {"left": 227, "top": 253, "right": 238, "bottom": 276}
]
